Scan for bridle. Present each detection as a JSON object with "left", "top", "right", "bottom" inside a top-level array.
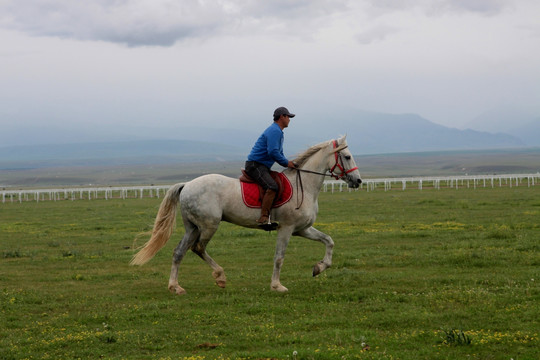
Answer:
[
  {"left": 329, "top": 139, "right": 359, "bottom": 180},
  {"left": 293, "top": 139, "right": 359, "bottom": 209},
  {"left": 294, "top": 139, "right": 358, "bottom": 179}
]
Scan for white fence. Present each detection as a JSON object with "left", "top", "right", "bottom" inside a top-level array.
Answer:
[
  {"left": 1, "top": 185, "right": 172, "bottom": 203},
  {"left": 325, "top": 173, "right": 540, "bottom": 192},
  {"left": 2, "top": 173, "right": 539, "bottom": 203}
]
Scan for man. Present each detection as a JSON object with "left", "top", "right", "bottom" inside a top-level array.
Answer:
[{"left": 245, "top": 106, "right": 297, "bottom": 228}]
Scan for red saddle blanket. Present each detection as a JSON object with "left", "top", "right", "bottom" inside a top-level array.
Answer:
[{"left": 240, "top": 171, "right": 293, "bottom": 209}]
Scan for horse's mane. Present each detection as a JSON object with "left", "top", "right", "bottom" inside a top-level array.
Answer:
[{"left": 292, "top": 140, "right": 333, "bottom": 167}]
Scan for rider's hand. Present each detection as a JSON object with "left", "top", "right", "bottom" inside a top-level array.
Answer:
[{"left": 287, "top": 161, "right": 297, "bottom": 169}]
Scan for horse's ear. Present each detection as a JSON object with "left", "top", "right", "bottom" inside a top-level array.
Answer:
[{"left": 332, "top": 135, "right": 348, "bottom": 152}]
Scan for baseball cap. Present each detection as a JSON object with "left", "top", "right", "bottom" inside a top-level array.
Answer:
[{"left": 273, "top": 107, "right": 295, "bottom": 118}]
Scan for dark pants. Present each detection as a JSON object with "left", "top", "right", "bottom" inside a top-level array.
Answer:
[{"left": 244, "top": 161, "right": 278, "bottom": 192}]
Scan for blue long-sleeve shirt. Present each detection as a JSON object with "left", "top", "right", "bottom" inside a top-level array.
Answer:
[{"left": 247, "top": 122, "right": 289, "bottom": 169}]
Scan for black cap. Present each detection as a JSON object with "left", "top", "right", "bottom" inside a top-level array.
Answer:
[{"left": 273, "top": 107, "right": 295, "bottom": 119}]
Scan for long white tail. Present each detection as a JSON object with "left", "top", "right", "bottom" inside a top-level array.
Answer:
[{"left": 130, "top": 183, "right": 185, "bottom": 265}]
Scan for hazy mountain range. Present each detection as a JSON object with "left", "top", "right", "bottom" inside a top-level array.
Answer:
[{"left": 1, "top": 108, "right": 538, "bottom": 169}]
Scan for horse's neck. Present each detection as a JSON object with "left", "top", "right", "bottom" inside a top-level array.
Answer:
[
  {"left": 306, "top": 148, "right": 330, "bottom": 173},
  {"left": 295, "top": 149, "right": 329, "bottom": 193}
]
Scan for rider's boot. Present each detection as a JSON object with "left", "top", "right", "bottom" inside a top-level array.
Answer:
[{"left": 257, "top": 189, "right": 278, "bottom": 230}]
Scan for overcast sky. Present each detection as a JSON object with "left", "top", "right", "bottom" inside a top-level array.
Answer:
[{"left": 1, "top": 0, "right": 539, "bottom": 134}]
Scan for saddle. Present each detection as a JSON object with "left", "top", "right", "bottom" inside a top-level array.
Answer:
[{"left": 239, "top": 169, "right": 293, "bottom": 208}]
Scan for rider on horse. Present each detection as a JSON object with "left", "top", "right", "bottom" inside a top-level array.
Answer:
[{"left": 245, "top": 107, "right": 297, "bottom": 227}]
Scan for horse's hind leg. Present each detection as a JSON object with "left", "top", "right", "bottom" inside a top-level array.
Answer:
[
  {"left": 191, "top": 226, "right": 226, "bottom": 288},
  {"left": 192, "top": 248, "right": 226, "bottom": 288},
  {"left": 168, "top": 222, "right": 200, "bottom": 295},
  {"left": 296, "top": 226, "right": 334, "bottom": 277}
]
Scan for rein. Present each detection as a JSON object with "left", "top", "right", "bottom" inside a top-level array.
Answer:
[{"left": 293, "top": 139, "right": 358, "bottom": 210}]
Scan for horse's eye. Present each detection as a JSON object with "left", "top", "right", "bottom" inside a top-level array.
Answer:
[{"left": 345, "top": 155, "right": 351, "bottom": 160}]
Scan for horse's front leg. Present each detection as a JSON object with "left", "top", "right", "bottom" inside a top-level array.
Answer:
[
  {"left": 271, "top": 226, "right": 294, "bottom": 293},
  {"left": 296, "top": 226, "right": 334, "bottom": 277}
]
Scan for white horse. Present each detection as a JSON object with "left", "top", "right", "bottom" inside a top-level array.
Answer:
[{"left": 131, "top": 136, "right": 362, "bottom": 295}]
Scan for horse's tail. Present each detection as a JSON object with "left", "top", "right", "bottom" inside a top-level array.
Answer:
[{"left": 130, "top": 183, "right": 185, "bottom": 266}]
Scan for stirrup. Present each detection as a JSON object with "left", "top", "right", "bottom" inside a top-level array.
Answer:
[
  {"left": 258, "top": 221, "right": 279, "bottom": 231},
  {"left": 257, "top": 215, "right": 278, "bottom": 231}
]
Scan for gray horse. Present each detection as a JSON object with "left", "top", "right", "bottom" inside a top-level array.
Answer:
[{"left": 131, "top": 136, "right": 362, "bottom": 295}]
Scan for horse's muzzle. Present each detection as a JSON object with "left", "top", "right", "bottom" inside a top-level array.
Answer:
[{"left": 349, "top": 178, "right": 362, "bottom": 188}]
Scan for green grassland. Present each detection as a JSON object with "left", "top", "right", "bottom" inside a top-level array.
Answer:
[{"left": 1, "top": 186, "right": 539, "bottom": 359}]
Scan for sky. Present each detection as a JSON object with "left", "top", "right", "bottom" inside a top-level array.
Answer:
[{"left": 1, "top": 0, "right": 539, "bottom": 136}]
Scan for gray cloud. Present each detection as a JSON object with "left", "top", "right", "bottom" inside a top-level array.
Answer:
[
  {"left": 0, "top": 1, "right": 228, "bottom": 46},
  {"left": 431, "top": 0, "right": 510, "bottom": 16},
  {"left": 0, "top": 0, "right": 349, "bottom": 47},
  {"left": 517, "top": 24, "right": 540, "bottom": 38},
  {"left": 366, "top": 0, "right": 511, "bottom": 16},
  {"left": 355, "top": 24, "right": 399, "bottom": 44},
  {"left": 0, "top": 0, "right": 517, "bottom": 47}
]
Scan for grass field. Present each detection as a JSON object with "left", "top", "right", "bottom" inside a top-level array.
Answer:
[{"left": 1, "top": 186, "right": 539, "bottom": 359}]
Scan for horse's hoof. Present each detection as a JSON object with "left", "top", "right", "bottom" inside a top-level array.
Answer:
[
  {"left": 212, "top": 270, "right": 226, "bottom": 288},
  {"left": 271, "top": 284, "right": 288, "bottom": 293},
  {"left": 312, "top": 261, "right": 328, "bottom": 277},
  {"left": 168, "top": 284, "right": 187, "bottom": 295}
]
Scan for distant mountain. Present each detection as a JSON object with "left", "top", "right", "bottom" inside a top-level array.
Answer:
[
  {"left": 465, "top": 107, "right": 537, "bottom": 133},
  {"left": 506, "top": 118, "right": 540, "bottom": 147},
  {"left": 0, "top": 122, "right": 260, "bottom": 149},
  {"left": 462, "top": 106, "right": 539, "bottom": 147},
  {"left": 0, "top": 109, "right": 531, "bottom": 170},
  {"left": 289, "top": 110, "right": 525, "bottom": 155},
  {"left": 0, "top": 140, "right": 245, "bottom": 169}
]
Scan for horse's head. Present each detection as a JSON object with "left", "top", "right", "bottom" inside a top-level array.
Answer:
[{"left": 328, "top": 136, "right": 362, "bottom": 188}]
